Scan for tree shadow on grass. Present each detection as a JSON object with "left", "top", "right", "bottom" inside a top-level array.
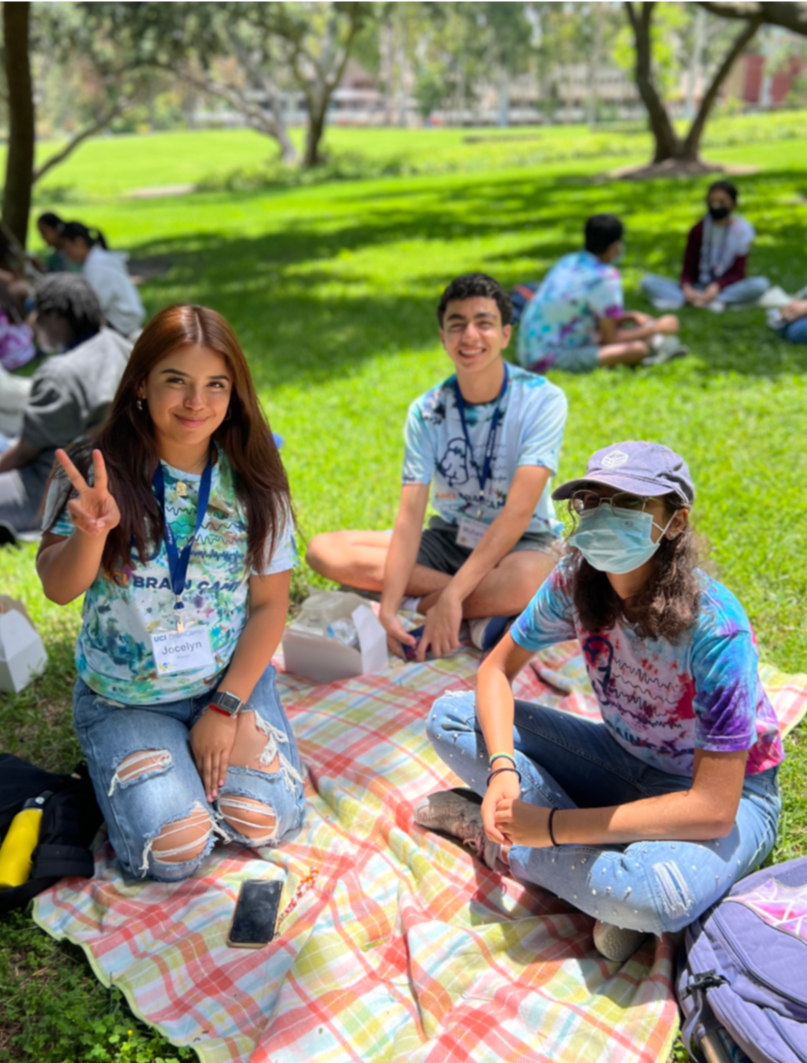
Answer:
[{"left": 129, "top": 166, "right": 807, "bottom": 387}]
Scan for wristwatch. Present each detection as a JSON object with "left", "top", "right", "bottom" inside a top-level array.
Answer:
[{"left": 210, "top": 690, "right": 244, "bottom": 718}]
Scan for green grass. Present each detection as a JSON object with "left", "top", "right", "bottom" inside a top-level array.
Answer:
[{"left": 2, "top": 119, "right": 807, "bottom": 1060}]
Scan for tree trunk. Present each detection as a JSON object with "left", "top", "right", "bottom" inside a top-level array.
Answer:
[
  {"left": 303, "top": 99, "right": 328, "bottom": 167},
  {"left": 497, "top": 69, "right": 510, "bottom": 128},
  {"left": 2, "top": 3, "right": 35, "bottom": 249},
  {"left": 624, "top": 2, "right": 683, "bottom": 161},
  {"left": 587, "top": 1, "right": 603, "bottom": 125}
]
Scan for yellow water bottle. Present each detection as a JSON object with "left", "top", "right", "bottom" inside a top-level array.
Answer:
[{"left": 0, "top": 792, "right": 50, "bottom": 890}]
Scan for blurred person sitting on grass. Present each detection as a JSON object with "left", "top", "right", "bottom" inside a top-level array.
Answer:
[
  {"left": 767, "top": 286, "right": 807, "bottom": 345},
  {"left": 36, "top": 212, "right": 83, "bottom": 275},
  {"left": 415, "top": 441, "right": 783, "bottom": 964},
  {"left": 0, "top": 275, "right": 132, "bottom": 540},
  {"left": 61, "top": 221, "right": 145, "bottom": 339},
  {"left": 306, "top": 272, "right": 567, "bottom": 660},
  {"left": 36, "top": 305, "right": 304, "bottom": 882},
  {"left": 641, "top": 180, "right": 769, "bottom": 313},
  {"left": 517, "top": 214, "right": 684, "bottom": 375}
]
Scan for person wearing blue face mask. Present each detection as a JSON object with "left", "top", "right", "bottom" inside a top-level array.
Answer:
[{"left": 415, "top": 441, "right": 783, "bottom": 963}]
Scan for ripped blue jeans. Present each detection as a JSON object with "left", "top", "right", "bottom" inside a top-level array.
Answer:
[
  {"left": 427, "top": 690, "right": 781, "bottom": 935},
  {"left": 74, "top": 664, "right": 306, "bottom": 882}
]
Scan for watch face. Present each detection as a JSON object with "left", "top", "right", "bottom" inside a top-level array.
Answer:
[{"left": 216, "top": 692, "right": 242, "bottom": 715}]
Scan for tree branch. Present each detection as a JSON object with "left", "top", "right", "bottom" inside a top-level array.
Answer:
[
  {"left": 33, "top": 98, "right": 128, "bottom": 184},
  {"left": 699, "top": 2, "right": 807, "bottom": 36},
  {"left": 682, "top": 15, "right": 761, "bottom": 155},
  {"left": 693, "top": 0, "right": 765, "bottom": 16}
]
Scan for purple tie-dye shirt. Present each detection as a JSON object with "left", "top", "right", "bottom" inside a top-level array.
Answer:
[{"left": 511, "top": 559, "right": 783, "bottom": 778}]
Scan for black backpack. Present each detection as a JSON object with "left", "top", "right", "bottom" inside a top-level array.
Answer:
[{"left": 0, "top": 753, "right": 103, "bottom": 914}]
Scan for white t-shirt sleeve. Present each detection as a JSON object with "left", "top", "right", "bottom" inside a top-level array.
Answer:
[
  {"left": 401, "top": 398, "right": 435, "bottom": 485},
  {"left": 516, "top": 383, "right": 568, "bottom": 475},
  {"left": 252, "top": 506, "right": 299, "bottom": 576}
]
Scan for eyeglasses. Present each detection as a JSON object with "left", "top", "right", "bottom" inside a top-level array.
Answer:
[{"left": 570, "top": 490, "right": 661, "bottom": 515}]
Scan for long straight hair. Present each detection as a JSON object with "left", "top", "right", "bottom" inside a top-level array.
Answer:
[{"left": 49, "top": 304, "right": 291, "bottom": 579}]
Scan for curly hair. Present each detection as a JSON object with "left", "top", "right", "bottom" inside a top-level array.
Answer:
[
  {"left": 568, "top": 496, "right": 701, "bottom": 643},
  {"left": 436, "top": 272, "right": 512, "bottom": 327}
]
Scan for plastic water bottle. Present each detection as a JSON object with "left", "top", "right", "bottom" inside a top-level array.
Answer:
[{"left": 0, "top": 793, "right": 49, "bottom": 889}]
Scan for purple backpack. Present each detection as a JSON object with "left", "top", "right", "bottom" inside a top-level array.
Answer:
[{"left": 677, "top": 855, "right": 807, "bottom": 1063}]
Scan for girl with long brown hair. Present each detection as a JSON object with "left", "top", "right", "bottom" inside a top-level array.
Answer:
[
  {"left": 415, "top": 441, "right": 783, "bottom": 963},
  {"left": 37, "top": 304, "right": 305, "bottom": 881}
]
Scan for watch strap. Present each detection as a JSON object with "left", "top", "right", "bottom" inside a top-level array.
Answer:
[{"left": 210, "top": 690, "right": 244, "bottom": 717}]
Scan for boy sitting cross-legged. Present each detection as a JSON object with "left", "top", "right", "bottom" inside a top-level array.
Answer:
[{"left": 306, "top": 273, "right": 568, "bottom": 661}]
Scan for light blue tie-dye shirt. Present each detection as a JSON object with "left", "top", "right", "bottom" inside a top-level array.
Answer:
[
  {"left": 46, "top": 451, "right": 297, "bottom": 706},
  {"left": 512, "top": 558, "right": 784, "bottom": 778},
  {"left": 402, "top": 364, "right": 567, "bottom": 536},
  {"left": 517, "top": 250, "right": 624, "bottom": 372}
]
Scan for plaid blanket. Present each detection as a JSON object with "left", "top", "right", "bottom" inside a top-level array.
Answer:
[{"left": 33, "top": 643, "right": 807, "bottom": 1063}]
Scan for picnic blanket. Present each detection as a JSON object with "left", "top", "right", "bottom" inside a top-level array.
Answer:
[{"left": 33, "top": 642, "right": 807, "bottom": 1063}]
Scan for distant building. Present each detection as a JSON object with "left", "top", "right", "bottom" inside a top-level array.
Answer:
[{"left": 191, "top": 49, "right": 805, "bottom": 131}]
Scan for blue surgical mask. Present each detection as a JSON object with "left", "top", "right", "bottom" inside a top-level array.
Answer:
[{"left": 568, "top": 504, "right": 675, "bottom": 575}]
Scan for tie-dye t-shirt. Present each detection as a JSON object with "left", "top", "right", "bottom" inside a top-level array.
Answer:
[
  {"left": 46, "top": 451, "right": 297, "bottom": 706},
  {"left": 516, "top": 251, "right": 624, "bottom": 372},
  {"left": 402, "top": 364, "right": 567, "bottom": 536},
  {"left": 511, "top": 558, "right": 783, "bottom": 778}
]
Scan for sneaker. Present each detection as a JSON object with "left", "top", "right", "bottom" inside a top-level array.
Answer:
[
  {"left": 413, "top": 789, "right": 500, "bottom": 869},
  {"left": 705, "top": 299, "right": 725, "bottom": 314},
  {"left": 469, "top": 615, "right": 514, "bottom": 652},
  {"left": 592, "top": 919, "right": 650, "bottom": 963},
  {"left": 766, "top": 309, "right": 784, "bottom": 331},
  {"left": 642, "top": 334, "right": 690, "bottom": 366}
]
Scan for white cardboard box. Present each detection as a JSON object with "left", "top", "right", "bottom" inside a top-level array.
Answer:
[
  {"left": 0, "top": 598, "right": 48, "bottom": 694},
  {"left": 282, "top": 591, "right": 388, "bottom": 683}
]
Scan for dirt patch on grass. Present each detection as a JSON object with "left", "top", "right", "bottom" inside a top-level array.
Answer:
[{"left": 599, "top": 158, "right": 758, "bottom": 181}]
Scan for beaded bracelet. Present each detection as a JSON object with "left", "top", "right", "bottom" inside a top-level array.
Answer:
[
  {"left": 488, "top": 752, "right": 517, "bottom": 768},
  {"left": 278, "top": 868, "right": 319, "bottom": 928},
  {"left": 486, "top": 766, "right": 522, "bottom": 786}
]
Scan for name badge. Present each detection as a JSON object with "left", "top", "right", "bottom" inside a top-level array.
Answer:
[
  {"left": 456, "top": 516, "right": 489, "bottom": 549},
  {"left": 151, "top": 626, "right": 215, "bottom": 675}
]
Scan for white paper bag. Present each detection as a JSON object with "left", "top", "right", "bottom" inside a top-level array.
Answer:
[{"left": 0, "top": 597, "right": 48, "bottom": 694}]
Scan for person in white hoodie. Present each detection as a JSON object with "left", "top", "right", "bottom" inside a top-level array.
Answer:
[{"left": 61, "top": 221, "right": 145, "bottom": 338}]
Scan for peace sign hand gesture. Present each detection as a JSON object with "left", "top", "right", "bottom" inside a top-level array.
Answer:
[{"left": 55, "top": 448, "right": 121, "bottom": 538}]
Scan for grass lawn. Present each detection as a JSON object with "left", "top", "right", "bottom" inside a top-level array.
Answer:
[{"left": 2, "top": 119, "right": 807, "bottom": 1061}]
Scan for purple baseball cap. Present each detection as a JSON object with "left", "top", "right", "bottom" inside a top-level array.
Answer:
[{"left": 552, "top": 441, "right": 695, "bottom": 505}]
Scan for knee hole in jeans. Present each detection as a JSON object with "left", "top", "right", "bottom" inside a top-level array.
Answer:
[
  {"left": 109, "top": 749, "right": 172, "bottom": 796},
  {"left": 219, "top": 795, "right": 277, "bottom": 845},
  {"left": 150, "top": 803, "right": 212, "bottom": 865}
]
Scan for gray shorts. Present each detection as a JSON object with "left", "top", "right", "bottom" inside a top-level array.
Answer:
[
  {"left": 416, "top": 516, "right": 561, "bottom": 576},
  {"left": 527, "top": 346, "right": 600, "bottom": 374}
]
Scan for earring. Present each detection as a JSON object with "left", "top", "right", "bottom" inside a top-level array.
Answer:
[{"left": 136, "top": 399, "right": 143, "bottom": 411}]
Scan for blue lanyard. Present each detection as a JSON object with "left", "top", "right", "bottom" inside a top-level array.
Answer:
[
  {"left": 152, "top": 458, "right": 213, "bottom": 622},
  {"left": 452, "top": 365, "right": 508, "bottom": 516}
]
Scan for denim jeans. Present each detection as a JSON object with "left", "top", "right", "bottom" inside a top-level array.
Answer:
[
  {"left": 778, "top": 316, "right": 807, "bottom": 345},
  {"left": 427, "top": 690, "right": 781, "bottom": 935},
  {"left": 74, "top": 663, "right": 306, "bottom": 882},
  {"left": 641, "top": 273, "right": 770, "bottom": 309}
]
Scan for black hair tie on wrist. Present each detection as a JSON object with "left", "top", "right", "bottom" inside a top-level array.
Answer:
[
  {"left": 548, "top": 807, "right": 560, "bottom": 847},
  {"left": 486, "top": 766, "right": 522, "bottom": 786}
]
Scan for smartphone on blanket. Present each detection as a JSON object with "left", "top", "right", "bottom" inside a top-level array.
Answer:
[{"left": 227, "top": 879, "right": 284, "bottom": 948}]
